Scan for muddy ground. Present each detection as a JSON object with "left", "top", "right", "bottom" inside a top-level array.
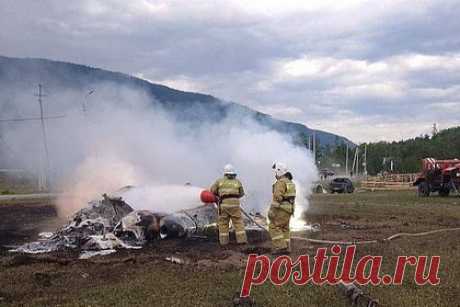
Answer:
[{"left": 1, "top": 191, "right": 460, "bottom": 306}]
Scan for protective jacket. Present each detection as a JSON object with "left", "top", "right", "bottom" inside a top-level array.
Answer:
[
  {"left": 271, "top": 177, "right": 296, "bottom": 214},
  {"left": 210, "top": 176, "right": 247, "bottom": 245},
  {"left": 210, "top": 177, "right": 245, "bottom": 206}
]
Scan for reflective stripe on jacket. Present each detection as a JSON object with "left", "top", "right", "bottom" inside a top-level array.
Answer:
[
  {"left": 272, "top": 176, "right": 296, "bottom": 213},
  {"left": 210, "top": 177, "right": 244, "bottom": 205}
]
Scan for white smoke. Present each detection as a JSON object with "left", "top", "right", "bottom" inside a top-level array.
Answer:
[
  {"left": 111, "top": 184, "right": 205, "bottom": 213},
  {"left": 0, "top": 82, "right": 318, "bottom": 218}
]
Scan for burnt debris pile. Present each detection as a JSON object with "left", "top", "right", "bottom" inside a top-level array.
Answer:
[{"left": 9, "top": 190, "right": 268, "bottom": 259}]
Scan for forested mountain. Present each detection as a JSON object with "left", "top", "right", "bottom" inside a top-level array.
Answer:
[{"left": 0, "top": 56, "right": 353, "bottom": 148}]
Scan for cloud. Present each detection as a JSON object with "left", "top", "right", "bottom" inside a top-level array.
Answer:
[
  {"left": 255, "top": 105, "right": 304, "bottom": 119},
  {"left": 0, "top": 0, "right": 459, "bottom": 142},
  {"left": 135, "top": 73, "right": 208, "bottom": 93}
]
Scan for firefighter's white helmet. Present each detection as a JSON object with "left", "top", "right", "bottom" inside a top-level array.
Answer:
[
  {"left": 223, "top": 164, "right": 236, "bottom": 175},
  {"left": 272, "top": 162, "right": 288, "bottom": 177}
]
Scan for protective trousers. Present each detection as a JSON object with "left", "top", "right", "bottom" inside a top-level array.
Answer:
[
  {"left": 268, "top": 205, "right": 292, "bottom": 251},
  {"left": 218, "top": 204, "right": 247, "bottom": 245}
]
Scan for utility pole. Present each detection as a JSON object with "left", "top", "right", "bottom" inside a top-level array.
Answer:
[
  {"left": 432, "top": 123, "right": 438, "bottom": 137},
  {"left": 355, "top": 147, "right": 359, "bottom": 176},
  {"left": 36, "top": 84, "right": 50, "bottom": 191},
  {"left": 345, "top": 143, "right": 349, "bottom": 176},
  {"left": 363, "top": 144, "right": 368, "bottom": 178},
  {"left": 312, "top": 131, "right": 316, "bottom": 164},
  {"left": 352, "top": 146, "right": 359, "bottom": 177},
  {"left": 82, "top": 89, "right": 95, "bottom": 117},
  {"left": 0, "top": 86, "right": 65, "bottom": 191}
]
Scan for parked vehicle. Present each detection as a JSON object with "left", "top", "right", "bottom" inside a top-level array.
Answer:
[{"left": 329, "top": 177, "right": 354, "bottom": 193}]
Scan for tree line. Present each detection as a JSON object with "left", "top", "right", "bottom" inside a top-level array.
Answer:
[{"left": 312, "top": 126, "right": 460, "bottom": 176}]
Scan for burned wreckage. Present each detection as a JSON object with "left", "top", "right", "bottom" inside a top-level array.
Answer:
[{"left": 10, "top": 185, "right": 268, "bottom": 258}]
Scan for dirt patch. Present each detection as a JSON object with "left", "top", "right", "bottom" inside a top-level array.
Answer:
[{"left": 0, "top": 202, "right": 62, "bottom": 246}]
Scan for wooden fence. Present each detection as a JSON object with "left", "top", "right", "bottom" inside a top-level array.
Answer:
[{"left": 361, "top": 173, "right": 418, "bottom": 191}]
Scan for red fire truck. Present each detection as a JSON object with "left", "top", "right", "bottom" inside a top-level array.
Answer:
[{"left": 413, "top": 158, "right": 460, "bottom": 197}]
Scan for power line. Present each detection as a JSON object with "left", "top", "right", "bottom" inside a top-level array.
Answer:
[
  {"left": 0, "top": 85, "right": 67, "bottom": 191},
  {"left": 0, "top": 115, "right": 66, "bottom": 122}
]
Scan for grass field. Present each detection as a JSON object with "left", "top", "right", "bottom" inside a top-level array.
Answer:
[
  {"left": 0, "top": 175, "right": 39, "bottom": 195},
  {"left": 1, "top": 190, "right": 459, "bottom": 306}
]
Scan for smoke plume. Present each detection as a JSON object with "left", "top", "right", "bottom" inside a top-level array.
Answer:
[{"left": 0, "top": 81, "right": 318, "bottom": 218}]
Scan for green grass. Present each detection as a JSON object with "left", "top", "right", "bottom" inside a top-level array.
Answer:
[
  {"left": 0, "top": 259, "right": 347, "bottom": 307},
  {"left": 1, "top": 190, "right": 460, "bottom": 306},
  {"left": 305, "top": 191, "right": 460, "bottom": 306},
  {"left": 0, "top": 175, "right": 40, "bottom": 195}
]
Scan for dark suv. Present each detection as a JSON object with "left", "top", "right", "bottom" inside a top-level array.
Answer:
[{"left": 329, "top": 177, "right": 354, "bottom": 193}]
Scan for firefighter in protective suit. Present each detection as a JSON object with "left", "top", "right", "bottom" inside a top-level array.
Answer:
[
  {"left": 210, "top": 164, "right": 247, "bottom": 245},
  {"left": 268, "top": 162, "right": 296, "bottom": 254}
]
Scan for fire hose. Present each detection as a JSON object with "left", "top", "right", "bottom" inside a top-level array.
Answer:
[
  {"left": 291, "top": 227, "right": 460, "bottom": 245},
  {"left": 240, "top": 205, "right": 268, "bottom": 232},
  {"left": 206, "top": 190, "right": 267, "bottom": 231},
  {"left": 214, "top": 201, "right": 267, "bottom": 232}
]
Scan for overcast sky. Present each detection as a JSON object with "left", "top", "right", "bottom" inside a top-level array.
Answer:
[{"left": 1, "top": 0, "right": 459, "bottom": 143}]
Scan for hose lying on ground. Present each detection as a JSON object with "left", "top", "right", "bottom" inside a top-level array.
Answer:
[
  {"left": 240, "top": 206, "right": 268, "bottom": 232},
  {"left": 291, "top": 227, "right": 460, "bottom": 245},
  {"left": 338, "top": 282, "right": 379, "bottom": 307}
]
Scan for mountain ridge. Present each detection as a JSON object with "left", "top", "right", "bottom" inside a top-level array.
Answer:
[{"left": 0, "top": 55, "right": 354, "bottom": 148}]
